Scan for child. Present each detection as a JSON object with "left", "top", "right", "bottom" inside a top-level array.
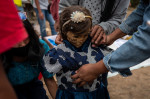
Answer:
[
  {"left": 44, "top": 6, "right": 111, "bottom": 99},
  {"left": 2, "top": 12, "right": 57, "bottom": 99}
]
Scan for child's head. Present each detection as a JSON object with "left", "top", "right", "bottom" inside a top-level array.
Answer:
[
  {"left": 59, "top": 6, "right": 92, "bottom": 48},
  {"left": 6, "top": 14, "right": 44, "bottom": 61}
]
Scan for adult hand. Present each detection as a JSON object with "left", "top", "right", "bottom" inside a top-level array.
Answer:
[
  {"left": 90, "top": 25, "right": 105, "bottom": 47},
  {"left": 55, "top": 34, "right": 63, "bottom": 44},
  {"left": 99, "top": 34, "right": 114, "bottom": 46},
  {"left": 39, "top": 11, "right": 44, "bottom": 20},
  {"left": 71, "top": 60, "right": 108, "bottom": 87}
]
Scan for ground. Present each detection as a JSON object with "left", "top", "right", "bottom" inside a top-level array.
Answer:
[{"left": 108, "top": 66, "right": 150, "bottom": 99}]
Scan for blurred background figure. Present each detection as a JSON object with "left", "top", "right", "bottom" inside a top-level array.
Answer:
[
  {"left": 13, "top": 0, "right": 24, "bottom": 11},
  {"left": 32, "top": 0, "right": 57, "bottom": 39},
  {"left": 0, "top": 0, "right": 28, "bottom": 98}
]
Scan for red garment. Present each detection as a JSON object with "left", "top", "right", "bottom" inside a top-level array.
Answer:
[
  {"left": 50, "top": 0, "right": 60, "bottom": 21},
  {"left": 0, "top": 0, "right": 28, "bottom": 54}
]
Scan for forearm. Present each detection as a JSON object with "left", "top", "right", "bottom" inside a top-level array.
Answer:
[
  {"left": 94, "top": 60, "right": 109, "bottom": 76},
  {"left": 103, "top": 4, "right": 150, "bottom": 72},
  {"left": 107, "top": 28, "right": 126, "bottom": 43},
  {"left": 35, "top": 0, "right": 42, "bottom": 13},
  {"left": 44, "top": 77, "right": 58, "bottom": 99}
]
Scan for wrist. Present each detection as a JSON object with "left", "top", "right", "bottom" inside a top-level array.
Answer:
[{"left": 95, "top": 60, "right": 108, "bottom": 75}]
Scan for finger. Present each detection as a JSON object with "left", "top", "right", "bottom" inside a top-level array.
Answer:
[
  {"left": 90, "top": 25, "right": 99, "bottom": 37},
  {"left": 55, "top": 35, "right": 63, "bottom": 44},
  {"left": 95, "top": 31, "right": 104, "bottom": 45},
  {"left": 92, "top": 27, "right": 102, "bottom": 43},
  {"left": 100, "top": 34, "right": 107, "bottom": 44},
  {"left": 72, "top": 78, "right": 82, "bottom": 84},
  {"left": 92, "top": 43, "right": 98, "bottom": 48},
  {"left": 71, "top": 73, "right": 79, "bottom": 79},
  {"left": 78, "top": 81, "right": 86, "bottom": 87}
]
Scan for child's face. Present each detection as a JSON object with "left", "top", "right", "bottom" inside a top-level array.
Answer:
[{"left": 66, "top": 31, "right": 89, "bottom": 48}]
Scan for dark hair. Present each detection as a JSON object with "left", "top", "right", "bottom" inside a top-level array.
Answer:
[
  {"left": 2, "top": 19, "right": 45, "bottom": 70},
  {"left": 23, "top": 19, "right": 45, "bottom": 61},
  {"left": 59, "top": 6, "right": 92, "bottom": 40}
]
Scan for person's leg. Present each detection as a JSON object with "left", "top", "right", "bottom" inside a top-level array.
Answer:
[
  {"left": 34, "top": 8, "right": 47, "bottom": 39},
  {"left": 45, "top": 10, "right": 57, "bottom": 35}
]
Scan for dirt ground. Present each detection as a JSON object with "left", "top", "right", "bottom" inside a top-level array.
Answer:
[{"left": 108, "top": 66, "right": 150, "bottom": 99}]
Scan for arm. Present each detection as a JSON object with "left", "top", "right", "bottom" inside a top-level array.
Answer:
[
  {"left": 0, "top": 59, "right": 17, "bottom": 99},
  {"left": 91, "top": 0, "right": 130, "bottom": 47},
  {"left": 34, "top": 0, "right": 44, "bottom": 20},
  {"left": 44, "top": 77, "right": 57, "bottom": 99},
  {"left": 99, "top": 0, "right": 130, "bottom": 35},
  {"left": 103, "top": 1, "right": 150, "bottom": 72},
  {"left": 72, "top": 1, "right": 150, "bottom": 86},
  {"left": 119, "top": 0, "right": 147, "bottom": 35},
  {"left": 92, "top": 0, "right": 146, "bottom": 47}
]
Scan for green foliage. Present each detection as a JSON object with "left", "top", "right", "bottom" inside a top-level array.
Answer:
[{"left": 130, "top": 0, "right": 139, "bottom": 7}]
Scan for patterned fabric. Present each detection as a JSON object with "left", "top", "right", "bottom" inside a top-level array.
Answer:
[
  {"left": 7, "top": 39, "right": 53, "bottom": 85},
  {"left": 44, "top": 37, "right": 112, "bottom": 92}
]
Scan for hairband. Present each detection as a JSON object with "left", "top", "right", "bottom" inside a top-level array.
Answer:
[{"left": 62, "top": 11, "right": 92, "bottom": 29}]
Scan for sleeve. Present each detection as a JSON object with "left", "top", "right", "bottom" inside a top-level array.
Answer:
[
  {"left": 59, "top": 0, "right": 79, "bottom": 14},
  {"left": 39, "top": 39, "right": 53, "bottom": 78},
  {"left": 99, "top": 0, "right": 130, "bottom": 34},
  {"left": 0, "top": 0, "right": 28, "bottom": 54},
  {"left": 103, "top": 2, "right": 150, "bottom": 73},
  {"left": 40, "top": 59, "right": 54, "bottom": 78},
  {"left": 39, "top": 39, "right": 50, "bottom": 54},
  {"left": 119, "top": 0, "right": 147, "bottom": 35},
  {"left": 43, "top": 48, "right": 62, "bottom": 75}
]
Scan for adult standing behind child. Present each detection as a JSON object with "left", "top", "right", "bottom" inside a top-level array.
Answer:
[
  {"left": 55, "top": 0, "right": 130, "bottom": 87},
  {"left": 44, "top": 6, "right": 131, "bottom": 99},
  {"left": 33, "top": 0, "right": 57, "bottom": 39},
  {"left": 1, "top": 13, "right": 57, "bottom": 99}
]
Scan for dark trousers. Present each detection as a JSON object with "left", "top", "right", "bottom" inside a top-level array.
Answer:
[{"left": 13, "top": 79, "right": 48, "bottom": 99}]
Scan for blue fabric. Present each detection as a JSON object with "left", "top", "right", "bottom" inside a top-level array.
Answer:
[
  {"left": 7, "top": 40, "right": 53, "bottom": 85},
  {"left": 103, "top": 0, "right": 150, "bottom": 73},
  {"left": 48, "top": 39, "right": 57, "bottom": 46},
  {"left": 49, "top": 37, "right": 104, "bottom": 70},
  {"left": 56, "top": 82, "right": 110, "bottom": 99},
  {"left": 34, "top": 8, "right": 57, "bottom": 39},
  {"left": 14, "top": 79, "right": 48, "bottom": 99}
]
